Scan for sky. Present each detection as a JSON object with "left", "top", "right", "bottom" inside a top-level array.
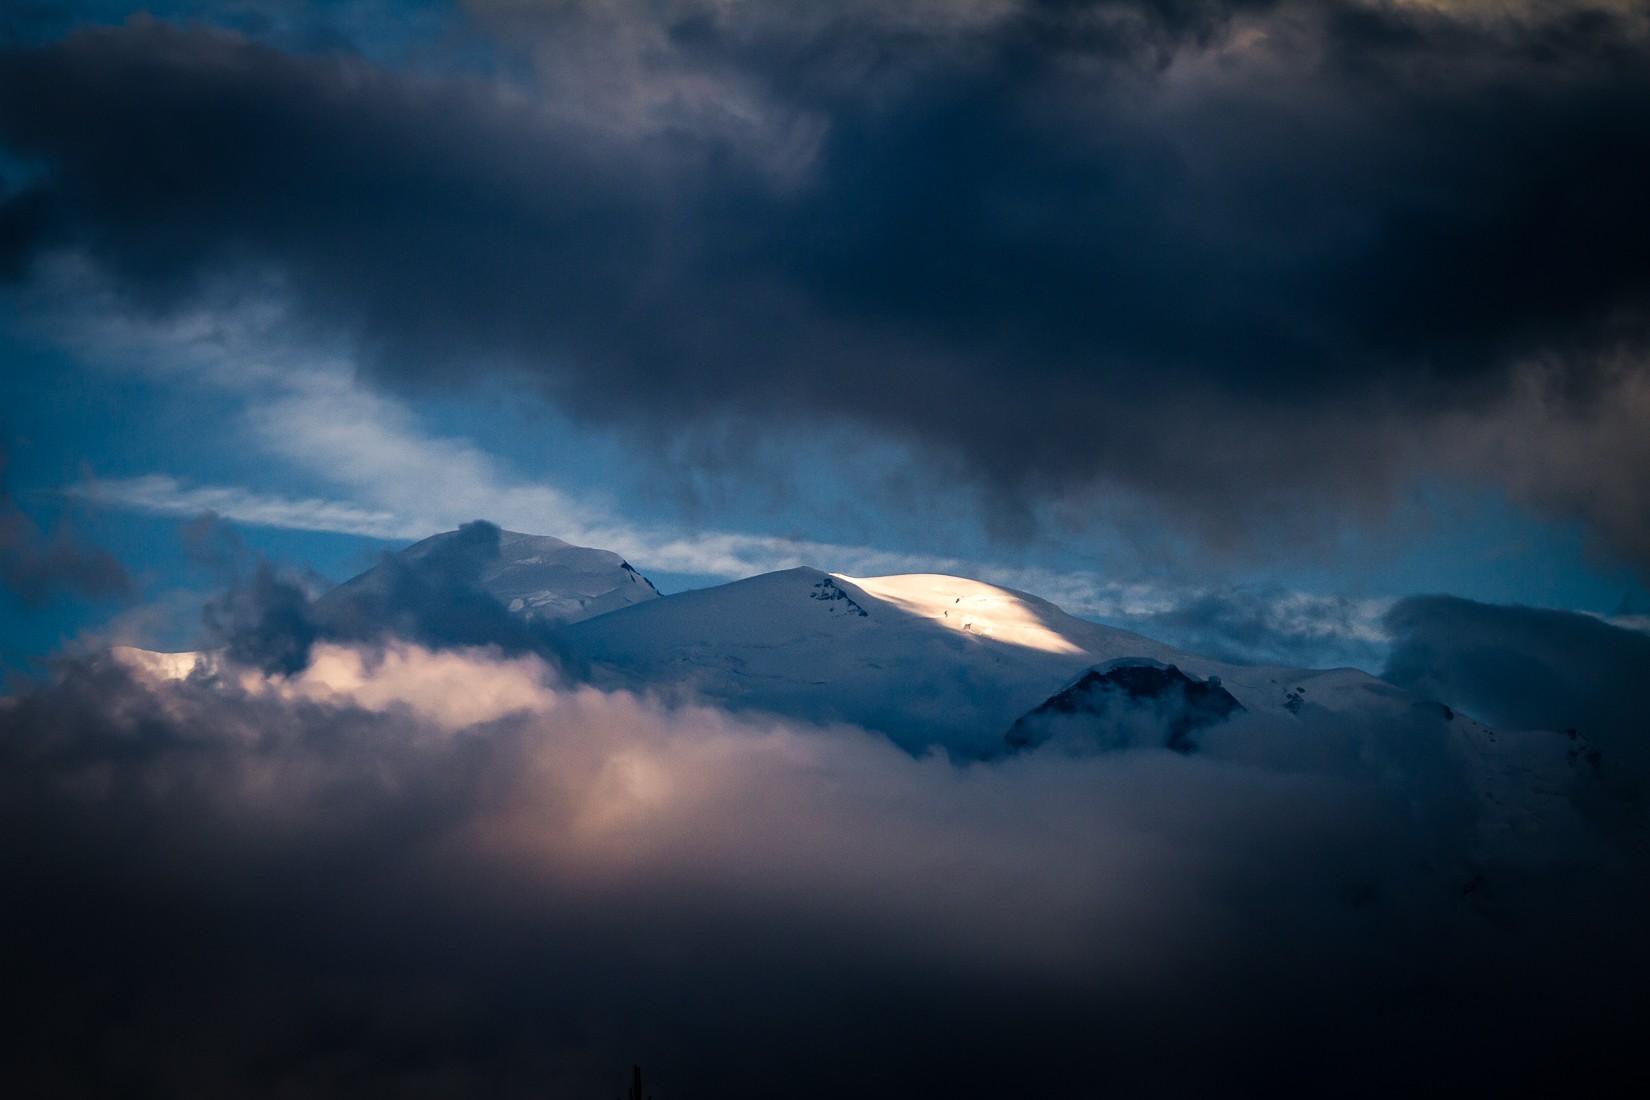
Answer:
[
  {"left": 3, "top": 0, "right": 1650, "bottom": 674},
  {"left": 3, "top": 2, "right": 1650, "bottom": 1095}
]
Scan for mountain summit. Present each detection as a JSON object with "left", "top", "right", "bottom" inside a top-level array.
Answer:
[
  {"left": 563, "top": 565, "right": 1416, "bottom": 758},
  {"left": 319, "top": 523, "right": 659, "bottom": 628}
]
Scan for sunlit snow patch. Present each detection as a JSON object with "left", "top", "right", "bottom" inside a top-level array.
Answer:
[
  {"left": 838, "top": 573, "right": 1086, "bottom": 655},
  {"left": 110, "top": 646, "right": 204, "bottom": 680}
]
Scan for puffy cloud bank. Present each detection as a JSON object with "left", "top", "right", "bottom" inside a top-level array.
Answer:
[{"left": 2, "top": 638, "right": 1646, "bottom": 1097}]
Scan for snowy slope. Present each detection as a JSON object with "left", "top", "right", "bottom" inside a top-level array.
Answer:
[
  {"left": 321, "top": 527, "right": 659, "bottom": 625},
  {"left": 564, "top": 568, "right": 1412, "bottom": 757}
]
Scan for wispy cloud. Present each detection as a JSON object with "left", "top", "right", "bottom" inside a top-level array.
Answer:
[{"left": 73, "top": 473, "right": 412, "bottom": 539}]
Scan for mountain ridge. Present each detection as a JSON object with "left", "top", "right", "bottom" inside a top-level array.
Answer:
[
  {"left": 317, "top": 523, "right": 660, "bottom": 627},
  {"left": 112, "top": 527, "right": 1644, "bottom": 870}
]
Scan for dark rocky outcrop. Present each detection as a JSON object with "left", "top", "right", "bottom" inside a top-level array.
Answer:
[{"left": 1004, "top": 658, "right": 1245, "bottom": 755}]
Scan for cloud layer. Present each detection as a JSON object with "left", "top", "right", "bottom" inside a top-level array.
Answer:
[
  {"left": 2, "top": 632, "right": 1646, "bottom": 1096},
  {"left": 3, "top": 2, "right": 1650, "bottom": 565}
]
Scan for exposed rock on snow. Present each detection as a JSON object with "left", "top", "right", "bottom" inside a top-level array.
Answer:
[{"left": 1004, "top": 658, "right": 1245, "bottom": 755}]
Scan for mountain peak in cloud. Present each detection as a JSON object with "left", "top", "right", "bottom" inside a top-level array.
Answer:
[
  {"left": 320, "top": 521, "right": 660, "bottom": 629},
  {"left": 560, "top": 560, "right": 1427, "bottom": 759}
]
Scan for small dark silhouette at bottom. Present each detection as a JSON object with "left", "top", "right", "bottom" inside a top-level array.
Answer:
[{"left": 618, "top": 1064, "right": 651, "bottom": 1100}]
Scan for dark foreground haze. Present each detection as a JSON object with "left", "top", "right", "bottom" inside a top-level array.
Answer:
[{"left": 2, "top": 624, "right": 1645, "bottom": 1098}]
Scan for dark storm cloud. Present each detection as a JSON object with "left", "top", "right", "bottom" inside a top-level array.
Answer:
[
  {"left": 201, "top": 556, "right": 324, "bottom": 673},
  {"left": 1, "top": 640, "right": 1646, "bottom": 1097},
  {"left": 0, "top": 444, "right": 131, "bottom": 606},
  {"left": 2, "top": 3, "right": 1650, "bottom": 556},
  {"left": 1385, "top": 593, "right": 1650, "bottom": 778}
]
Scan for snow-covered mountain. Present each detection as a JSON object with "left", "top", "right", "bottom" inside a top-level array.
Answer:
[
  {"left": 104, "top": 527, "right": 1509, "bottom": 765},
  {"left": 110, "top": 528, "right": 1643, "bottom": 863},
  {"left": 104, "top": 527, "right": 1647, "bottom": 934},
  {"left": 563, "top": 565, "right": 1418, "bottom": 758},
  {"left": 554, "top": 558, "right": 1643, "bottom": 863},
  {"left": 319, "top": 525, "right": 659, "bottom": 626}
]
